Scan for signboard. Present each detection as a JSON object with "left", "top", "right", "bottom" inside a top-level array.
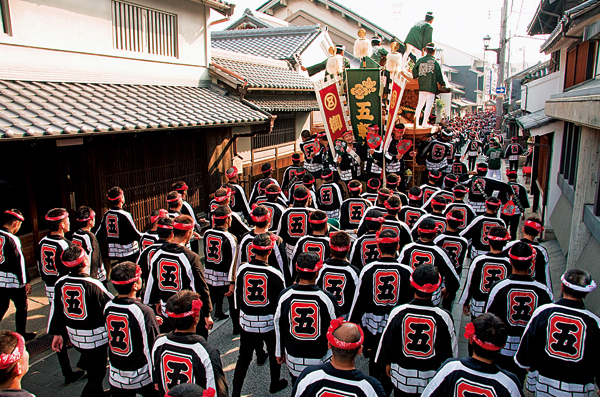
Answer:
[
  {"left": 314, "top": 76, "right": 350, "bottom": 156},
  {"left": 496, "top": 87, "right": 506, "bottom": 94},
  {"left": 346, "top": 69, "right": 382, "bottom": 145}
]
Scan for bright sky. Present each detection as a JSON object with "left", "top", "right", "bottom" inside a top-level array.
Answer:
[{"left": 215, "top": 0, "right": 550, "bottom": 71}]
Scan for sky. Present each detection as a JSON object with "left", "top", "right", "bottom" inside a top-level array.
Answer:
[{"left": 214, "top": 0, "right": 550, "bottom": 71}]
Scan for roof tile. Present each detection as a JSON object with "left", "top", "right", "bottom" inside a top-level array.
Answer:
[{"left": 0, "top": 80, "right": 269, "bottom": 139}]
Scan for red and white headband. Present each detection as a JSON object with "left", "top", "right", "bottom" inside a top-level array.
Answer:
[
  {"left": 524, "top": 220, "right": 543, "bottom": 234},
  {"left": 561, "top": 274, "right": 597, "bottom": 292},
  {"left": 111, "top": 265, "right": 142, "bottom": 285},
  {"left": 330, "top": 242, "right": 351, "bottom": 252},
  {"left": 107, "top": 191, "right": 124, "bottom": 201},
  {"left": 384, "top": 201, "right": 400, "bottom": 211},
  {"left": 431, "top": 198, "right": 446, "bottom": 207},
  {"left": 175, "top": 183, "right": 189, "bottom": 191},
  {"left": 226, "top": 167, "right": 238, "bottom": 179},
  {"left": 61, "top": 249, "right": 86, "bottom": 267},
  {"left": 166, "top": 193, "right": 182, "bottom": 203},
  {"left": 367, "top": 179, "right": 381, "bottom": 189},
  {"left": 376, "top": 231, "right": 399, "bottom": 244},
  {"left": 266, "top": 187, "right": 282, "bottom": 195},
  {"left": 173, "top": 221, "right": 195, "bottom": 230},
  {"left": 164, "top": 299, "right": 202, "bottom": 318},
  {"left": 453, "top": 186, "right": 468, "bottom": 194},
  {"left": 326, "top": 317, "right": 364, "bottom": 350},
  {"left": 251, "top": 235, "right": 278, "bottom": 251},
  {"left": 4, "top": 210, "right": 24, "bottom": 222},
  {"left": 296, "top": 260, "right": 323, "bottom": 273},
  {"left": 446, "top": 212, "right": 463, "bottom": 222},
  {"left": 212, "top": 213, "right": 231, "bottom": 221},
  {"left": 309, "top": 215, "right": 328, "bottom": 224},
  {"left": 294, "top": 192, "right": 310, "bottom": 201},
  {"left": 429, "top": 172, "right": 441, "bottom": 179},
  {"left": 365, "top": 216, "right": 385, "bottom": 223},
  {"left": 77, "top": 211, "right": 96, "bottom": 223},
  {"left": 378, "top": 190, "right": 392, "bottom": 198},
  {"left": 410, "top": 273, "right": 442, "bottom": 293},
  {"left": 151, "top": 209, "right": 169, "bottom": 224},
  {"left": 0, "top": 333, "right": 25, "bottom": 370},
  {"left": 214, "top": 188, "right": 232, "bottom": 202},
  {"left": 464, "top": 322, "right": 504, "bottom": 351},
  {"left": 157, "top": 223, "right": 173, "bottom": 230},
  {"left": 408, "top": 193, "right": 422, "bottom": 201},
  {"left": 45, "top": 211, "right": 68, "bottom": 222},
  {"left": 303, "top": 175, "right": 316, "bottom": 185},
  {"left": 321, "top": 169, "right": 334, "bottom": 179},
  {"left": 348, "top": 183, "right": 362, "bottom": 192},
  {"left": 485, "top": 199, "right": 501, "bottom": 207},
  {"left": 251, "top": 211, "right": 271, "bottom": 223},
  {"left": 262, "top": 164, "right": 272, "bottom": 173},
  {"left": 488, "top": 230, "right": 511, "bottom": 241}
]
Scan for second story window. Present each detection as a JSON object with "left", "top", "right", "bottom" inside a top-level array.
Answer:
[
  {"left": 112, "top": 1, "right": 178, "bottom": 58},
  {"left": 1, "top": 0, "right": 12, "bottom": 35},
  {"left": 564, "top": 41, "right": 595, "bottom": 89}
]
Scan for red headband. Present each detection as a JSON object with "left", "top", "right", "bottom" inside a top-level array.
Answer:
[
  {"left": 485, "top": 199, "right": 501, "bottom": 207},
  {"left": 365, "top": 216, "right": 385, "bottom": 223},
  {"left": 0, "top": 333, "right": 25, "bottom": 370},
  {"left": 166, "top": 193, "right": 182, "bottom": 203},
  {"left": 266, "top": 187, "right": 282, "bottom": 195},
  {"left": 303, "top": 176, "right": 315, "bottom": 185},
  {"left": 151, "top": 209, "right": 169, "bottom": 224},
  {"left": 251, "top": 235, "right": 278, "bottom": 251},
  {"left": 506, "top": 170, "right": 517, "bottom": 176},
  {"left": 342, "top": 130, "right": 352, "bottom": 137},
  {"left": 367, "top": 179, "right": 381, "bottom": 189},
  {"left": 251, "top": 211, "right": 272, "bottom": 223},
  {"left": 477, "top": 165, "right": 488, "bottom": 171},
  {"left": 111, "top": 265, "right": 142, "bottom": 285},
  {"left": 376, "top": 231, "right": 399, "bottom": 244},
  {"left": 4, "top": 211, "right": 24, "bottom": 222},
  {"left": 445, "top": 175, "right": 458, "bottom": 183},
  {"left": 524, "top": 220, "right": 543, "bottom": 234},
  {"left": 321, "top": 169, "right": 334, "bottom": 178},
  {"left": 326, "top": 317, "right": 364, "bottom": 350},
  {"left": 175, "top": 183, "right": 189, "bottom": 191},
  {"left": 488, "top": 231, "right": 511, "bottom": 241},
  {"left": 294, "top": 192, "right": 310, "bottom": 201},
  {"left": 418, "top": 226, "right": 438, "bottom": 234},
  {"left": 296, "top": 260, "right": 323, "bottom": 273},
  {"left": 446, "top": 212, "right": 464, "bottom": 222},
  {"left": 309, "top": 216, "right": 328, "bottom": 224},
  {"left": 330, "top": 242, "right": 351, "bottom": 252},
  {"left": 410, "top": 273, "right": 442, "bottom": 293},
  {"left": 453, "top": 187, "right": 468, "bottom": 194},
  {"left": 77, "top": 211, "right": 96, "bottom": 223},
  {"left": 173, "top": 222, "right": 195, "bottom": 230},
  {"left": 508, "top": 244, "right": 536, "bottom": 261},
  {"left": 429, "top": 172, "right": 441, "bottom": 179},
  {"left": 408, "top": 193, "right": 422, "bottom": 201},
  {"left": 226, "top": 167, "right": 238, "bottom": 179},
  {"left": 262, "top": 165, "right": 272, "bottom": 173},
  {"left": 348, "top": 183, "right": 362, "bottom": 192},
  {"left": 157, "top": 224, "right": 173, "bottom": 230},
  {"left": 164, "top": 299, "right": 202, "bottom": 318},
  {"left": 212, "top": 213, "right": 232, "bottom": 220},
  {"left": 464, "top": 322, "right": 504, "bottom": 351},
  {"left": 61, "top": 249, "right": 86, "bottom": 267},
  {"left": 378, "top": 190, "right": 392, "bottom": 197},
  {"left": 384, "top": 201, "right": 400, "bottom": 211},
  {"left": 431, "top": 198, "right": 446, "bottom": 207},
  {"left": 214, "top": 188, "right": 232, "bottom": 202},
  {"left": 107, "top": 191, "right": 124, "bottom": 201},
  {"left": 45, "top": 211, "right": 68, "bottom": 222}
]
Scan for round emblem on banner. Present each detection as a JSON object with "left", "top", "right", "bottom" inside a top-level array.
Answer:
[
  {"left": 390, "top": 90, "right": 398, "bottom": 109},
  {"left": 324, "top": 93, "right": 337, "bottom": 111}
]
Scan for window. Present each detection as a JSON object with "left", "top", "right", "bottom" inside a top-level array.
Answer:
[
  {"left": 0, "top": 0, "right": 11, "bottom": 35},
  {"left": 112, "top": 1, "right": 178, "bottom": 58},
  {"left": 252, "top": 115, "right": 295, "bottom": 150},
  {"left": 559, "top": 122, "right": 581, "bottom": 187},
  {"left": 595, "top": 165, "right": 600, "bottom": 216},
  {"left": 564, "top": 41, "right": 596, "bottom": 89}
]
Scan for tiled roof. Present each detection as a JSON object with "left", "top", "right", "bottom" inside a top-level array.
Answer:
[
  {"left": 516, "top": 109, "right": 554, "bottom": 130},
  {"left": 226, "top": 8, "right": 289, "bottom": 29},
  {"left": 0, "top": 80, "right": 269, "bottom": 139},
  {"left": 248, "top": 95, "right": 318, "bottom": 112},
  {"left": 211, "top": 25, "right": 322, "bottom": 61},
  {"left": 211, "top": 56, "right": 314, "bottom": 90}
]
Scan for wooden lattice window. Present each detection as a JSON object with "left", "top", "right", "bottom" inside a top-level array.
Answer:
[{"left": 112, "top": 1, "right": 178, "bottom": 58}]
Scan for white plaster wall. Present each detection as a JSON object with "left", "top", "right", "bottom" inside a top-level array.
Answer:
[
  {"left": 521, "top": 73, "right": 561, "bottom": 112},
  {"left": 537, "top": 121, "right": 564, "bottom": 228},
  {"left": 0, "top": 0, "right": 212, "bottom": 84}
]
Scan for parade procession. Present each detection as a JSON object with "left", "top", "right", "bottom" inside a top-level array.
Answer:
[{"left": 1, "top": 0, "right": 600, "bottom": 397}]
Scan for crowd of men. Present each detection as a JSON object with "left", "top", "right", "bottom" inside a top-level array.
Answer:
[{"left": 0, "top": 110, "right": 598, "bottom": 397}]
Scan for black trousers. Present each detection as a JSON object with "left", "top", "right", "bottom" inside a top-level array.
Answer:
[
  {"left": 0, "top": 287, "right": 28, "bottom": 334},
  {"left": 232, "top": 330, "right": 280, "bottom": 396},
  {"left": 501, "top": 213, "right": 520, "bottom": 241},
  {"left": 468, "top": 156, "right": 477, "bottom": 171},
  {"left": 111, "top": 384, "right": 158, "bottom": 397},
  {"left": 78, "top": 345, "right": 108, "bottom": 397},
  {"left": 208, "top": 285, "right": 239, "bottom": 332},
  {"left": 509, "top": 160, "right": 519, "bottom": 171}
]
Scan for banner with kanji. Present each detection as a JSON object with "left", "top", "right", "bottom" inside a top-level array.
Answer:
[
  {"left": 346, "top": 69, "right": 382, "bottom": 145},
  {"left": 314, "top": 76, "right": 349, "bottom": 154},
  {"left": 383, "top": 73, "right": 408, "bottom": 150}
]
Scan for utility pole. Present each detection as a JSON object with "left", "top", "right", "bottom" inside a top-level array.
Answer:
[{"left": 496, "top": 0, "right": 508, "bottom": 131}]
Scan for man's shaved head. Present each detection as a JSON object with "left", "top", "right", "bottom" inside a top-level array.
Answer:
[{"left": 330, "top": 323, "right": 362, "bottom": 363}]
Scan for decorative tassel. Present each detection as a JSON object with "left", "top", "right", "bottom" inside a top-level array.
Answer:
[
  {"left": 386, "top": 52, "right": 403, "bottom": 73},
  {"left": 354, "top": 38, "right": 372, "bottom": 59},
  {"left": 326, "top": 55, "right": 344, "bottom": 75}
]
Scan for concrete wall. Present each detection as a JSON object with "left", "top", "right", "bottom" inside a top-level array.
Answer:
[
  {"left": 451, "top": 66, "right": 481, "bottom": 104},
  {"left": 0, "top": 0, "right": 212, "bottom": 85},
  {"left": 575, "top": 235, "right": 600, "bottom": 313},
  {"left": 549, "top": 194, "right": 573, "bottom": 254},
  {"left": 535, "top": 121, "right": 565, "bottom": 226}
]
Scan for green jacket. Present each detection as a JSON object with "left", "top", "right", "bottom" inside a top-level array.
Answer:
[
  {"left": 486, "top": 147, "right": 503, "bottom": 170},
  {"left": 305, "top": 57, "right": 351, "bottom": 77},
  {"left": 412, "top": 54, "right": 444, "bottom": 94},
  {"left": 371, "top": 47, "right": 389, "bottom": 65},
  {"left": 405, "top": 20, "right": 433, "bottom": 50}
]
